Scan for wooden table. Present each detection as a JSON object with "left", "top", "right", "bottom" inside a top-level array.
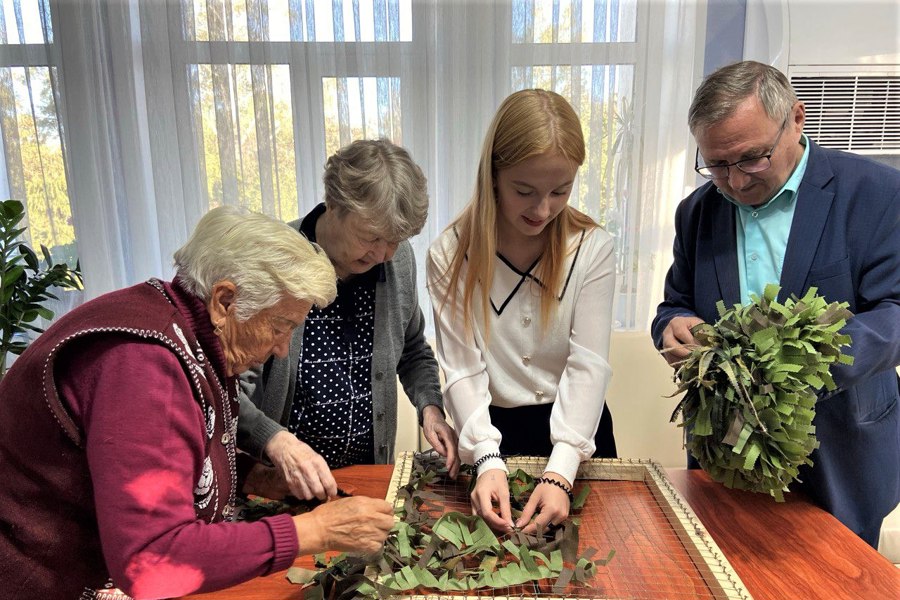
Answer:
[
  {"left": 666, "top": 469, "right": 899, "bottom": 600},
  {"left": 185, "top": 465, "right": 899, "bottom": 600}
]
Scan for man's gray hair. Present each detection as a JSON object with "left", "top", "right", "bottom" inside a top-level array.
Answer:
[
  {"left": 689, "top": 60, "right": 797, "bottom": 135},
  {"left": 173, "top": 205, "right": 336, "bottom": 321},
  {"left": 322, "top": 139, "right": 428, "bottom": 241}
]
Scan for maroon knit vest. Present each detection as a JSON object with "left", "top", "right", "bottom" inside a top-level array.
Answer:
[{"left": 0, "top": 280, "right": 238, "bottom": 599}]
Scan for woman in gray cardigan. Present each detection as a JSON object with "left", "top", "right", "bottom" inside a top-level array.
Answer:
[{"left": 238, "top": 140, "right": 458, "bottom": 501}]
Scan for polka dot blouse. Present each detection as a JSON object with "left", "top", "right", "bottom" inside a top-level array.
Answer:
[{"left": 287, "top": 274, "right": 377, "bottom": 468}]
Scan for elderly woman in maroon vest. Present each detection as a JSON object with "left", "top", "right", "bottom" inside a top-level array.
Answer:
[{"left": 0, "top": 206, "right": 394, "bottom": 599}]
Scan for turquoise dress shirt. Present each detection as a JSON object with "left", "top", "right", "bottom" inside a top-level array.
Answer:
[{"left": 723, "top": 135, "right": 810, "bottom": 304}]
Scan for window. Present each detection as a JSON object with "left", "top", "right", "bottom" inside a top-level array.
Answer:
[
  {"left": 159, "top": 0, "right": 419, "bottom": 220},
  {"left": 191, "top": 62, "right": 298, "bottom": 218},
  {"left": 322, "top": 76, "right": 402, "bottom": 157},
  {"left": 512, "top": 0, "right": 637, "bottom": 44},
  {"left": 3, "top": 0, "right": 698, "bottom": 330},
  {"left": 184, "top": 0, "right": 412, "bottom": 42},
  {"left": 511, "top": 0, "right": 641, "bottom": 327},
  {"left": 0, "top": 0, "right": 76, "bottom": 266}
]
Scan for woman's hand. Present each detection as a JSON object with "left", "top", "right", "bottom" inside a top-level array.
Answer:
[
  {"left": 264, "top": 430, "right": 337, "bottom": 500},
  {"left": 516, "top": 471, "right": 572, "bottom": 534},
  {"left": 471, "top": 468, "right": 514, "bottom": 531},
  {"left": 421, "top": 405, "right": 460, "bottom": 478},
  {"left": 293, "top": 496, "right": 394, "bottom": 555}
]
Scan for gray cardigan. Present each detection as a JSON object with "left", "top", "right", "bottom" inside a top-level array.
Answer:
[{"left": 237, "top": 227, "right": 443, "bottom": 464}]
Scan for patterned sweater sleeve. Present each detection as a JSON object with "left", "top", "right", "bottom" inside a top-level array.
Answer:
[{"left": 59, "top": 336, "right": 298, "bottom": 598}]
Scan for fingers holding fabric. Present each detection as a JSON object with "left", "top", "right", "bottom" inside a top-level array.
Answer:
[
  {"left": 661, "top": 315, "right": 705, "bottom": 366},
  {"left": 471, "top": 468, "right": 514, "bottom": 531},
  {"left": 422, "top": 406, "right": 461, "bottom": 479},
  {"left": 518, "top": 475, "right": 572, "bottom": 534},
  {"left": 265, "top": 430, "right": 337, "bottom": 500}
]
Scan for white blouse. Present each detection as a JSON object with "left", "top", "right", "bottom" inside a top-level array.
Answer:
[{"left": 426, "top": 226, "right": 616, "bottom": 484}]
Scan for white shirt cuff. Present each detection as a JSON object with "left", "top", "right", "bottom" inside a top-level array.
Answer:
[{"left": 545, "top": 442, "right": 583, "bottom": 485}]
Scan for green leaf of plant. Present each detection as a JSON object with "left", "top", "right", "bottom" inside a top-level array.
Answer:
[{"left": 39, "top": 244, "right": 53, "bottom": 267}]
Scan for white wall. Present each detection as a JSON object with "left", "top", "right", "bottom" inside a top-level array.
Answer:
[
  {"left": 605, "top": 331, "right": 685, "bottom": 467},
  {"left": 744, "top": 0, "right": 900, "bottom": 72}
]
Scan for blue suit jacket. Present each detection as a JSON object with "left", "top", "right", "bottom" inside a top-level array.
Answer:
[{"left": 652, "top": 141, "right": 900, "bottom": 538}]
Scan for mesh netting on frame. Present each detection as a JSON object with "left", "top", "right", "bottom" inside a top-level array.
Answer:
[{"left": 382, "top": 453, "right": 752, "bottom": 600}]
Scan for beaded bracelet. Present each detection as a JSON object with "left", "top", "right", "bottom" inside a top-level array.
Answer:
[
  {"left": 536, "top": 476, "right": 574, "bottom": 503},
  {"left": 472, "top": 452, "right": 503, "bottom": 470}
]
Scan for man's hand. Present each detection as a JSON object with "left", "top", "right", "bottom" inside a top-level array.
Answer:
[
  {"left": 661, "top": 315, "right": 705, "bottom": 366},
  {"left": 264, "top": 430, "right": 337, "bottom": 500},
  {"left": 421, "top": 405, "right": 460, "bottom": 478}
]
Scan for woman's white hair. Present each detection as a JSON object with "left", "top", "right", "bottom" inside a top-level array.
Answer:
[{"left": 173, "top": 205, "right": 336, "bottom": 321}]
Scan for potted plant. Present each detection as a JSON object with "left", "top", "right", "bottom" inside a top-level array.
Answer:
[{"left": 0, "top": 199, "right": 83, "bottom": 380}]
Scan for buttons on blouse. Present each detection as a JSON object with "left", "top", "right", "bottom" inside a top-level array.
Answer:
[
  {"left": 522, "top": 355, "right": 531, "bottom": 365},
  {"left": 751, "top": 211, "right": 759, "bottom": 218},
  {"left": 375, "top": 371, "right": 385, "bottom": 381},
  {"left": 221, "top": 433, "right": 230, "bottom": 444},
  {"left": 522, "top": 316, "right": 532, "bottom": 327},
  {"left": 535, "top": 390, "right": 545, "bottom": 401}
]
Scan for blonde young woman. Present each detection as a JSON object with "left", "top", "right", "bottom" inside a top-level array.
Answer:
[{"left": 427, "top": 89, "right": 617, "bottom": 534}]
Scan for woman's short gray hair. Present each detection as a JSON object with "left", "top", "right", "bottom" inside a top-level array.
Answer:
[
  {"left": 322, "top": 139, "right": 428, "bottom": 241},
  {"left": 173, "top": 205, "right": 336, "bottom": 321},
  {"left": 689, "top": 60, "right": 797, "bottom": 135}
]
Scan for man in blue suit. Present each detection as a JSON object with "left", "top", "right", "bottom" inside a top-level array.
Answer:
[{"left": 652, "top": 61, "right": 900, "bottom": 548}]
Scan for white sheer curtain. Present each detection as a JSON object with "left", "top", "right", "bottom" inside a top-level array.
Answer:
[
  {"left": 0, "top": 0, "right": 705, "bottom": 331},
  {"left": 0, "top": 0, "right": 163, "bottom": 303}
]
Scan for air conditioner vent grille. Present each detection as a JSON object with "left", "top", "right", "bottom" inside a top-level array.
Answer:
[{"left": 792, "top": 75, "right": 900, "bottom": 153}]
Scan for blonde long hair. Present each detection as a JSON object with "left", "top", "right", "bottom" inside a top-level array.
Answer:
[{"left": 439, "top": 89, "right": 597, "bottom": 336}]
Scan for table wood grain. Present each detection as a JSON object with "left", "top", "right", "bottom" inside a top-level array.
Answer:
[
  {"left": 666, "top": 469, "right": 900, "bottom": 600},
  {"left": 182, "top": 465, "right": 899, "bottom": 600}
]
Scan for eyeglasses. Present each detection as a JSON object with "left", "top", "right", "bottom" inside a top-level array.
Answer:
[{"left": 694, "top": 116, "right": 788, "bottom": 180}]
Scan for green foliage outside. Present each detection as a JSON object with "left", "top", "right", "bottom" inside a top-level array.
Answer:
[
  {"left": 670, "top": 285, "right": 854, "bottom": 501},
  {"left": 195, "top": 63, "right": 299, "bottom": 221},
  {"left": 0, "top": 67, "right": 77, "bottom": 266},
  {"left": 0, "top": 199, "right": 82, "bottom": 380}
]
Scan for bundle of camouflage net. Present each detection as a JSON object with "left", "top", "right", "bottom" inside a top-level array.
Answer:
[{"left": 670, "top": 285, "right": 853, "bottom": 501}]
